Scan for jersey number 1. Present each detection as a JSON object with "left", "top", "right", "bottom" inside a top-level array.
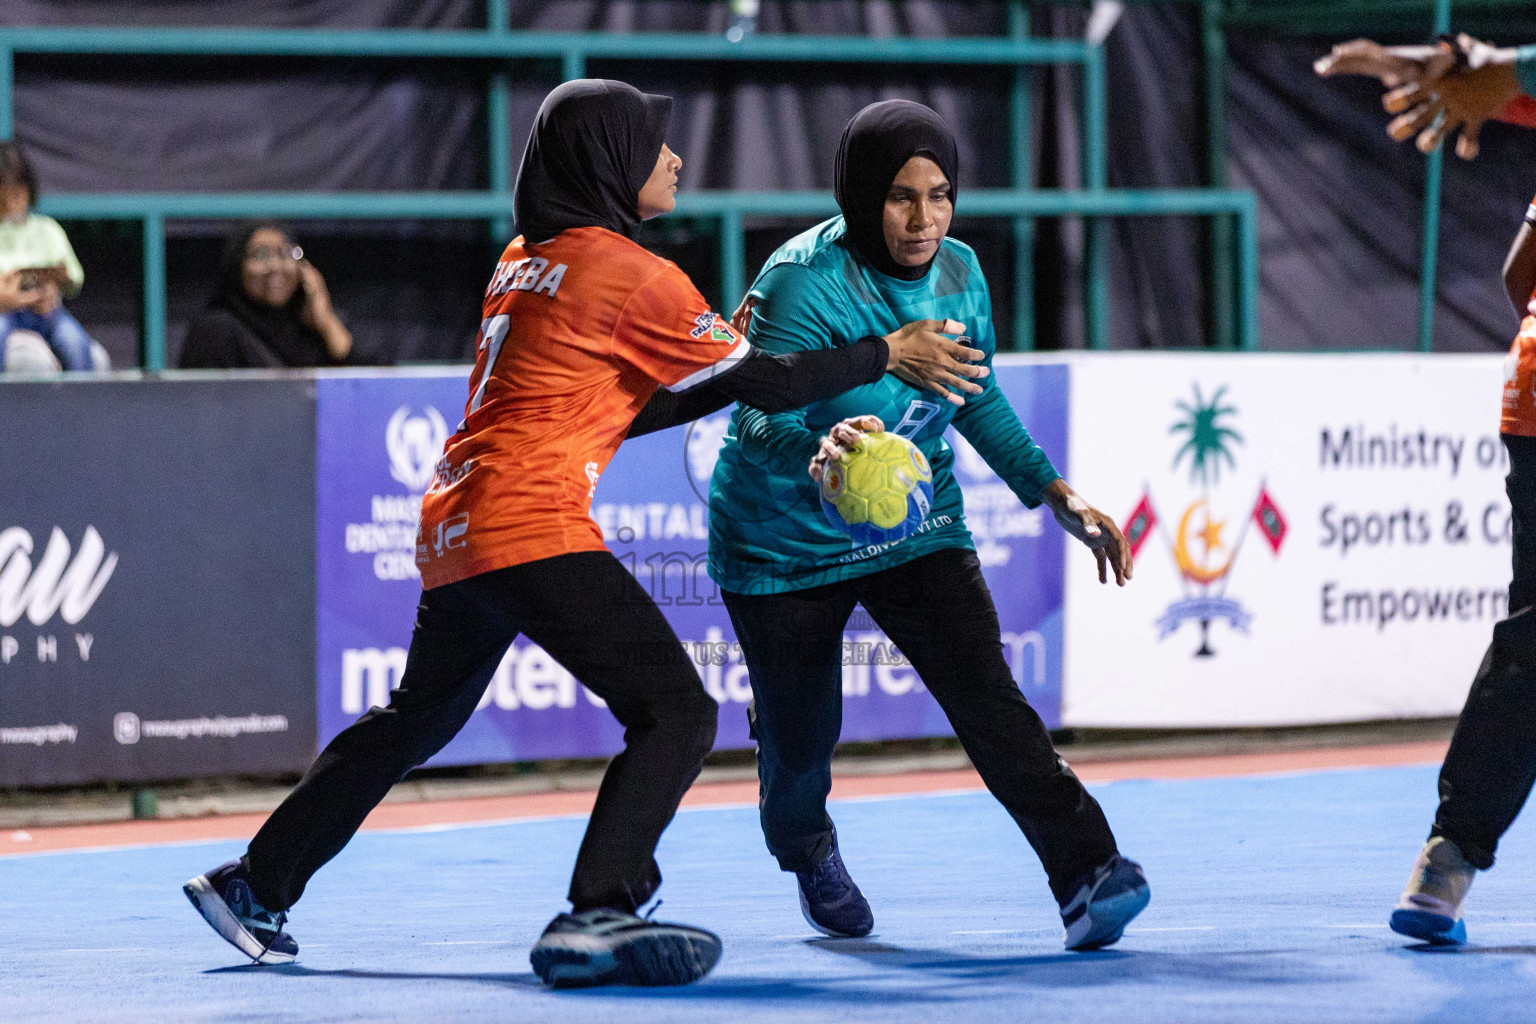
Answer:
[{"left": 467, "top": 314, "right": 511, "bottom": 416}]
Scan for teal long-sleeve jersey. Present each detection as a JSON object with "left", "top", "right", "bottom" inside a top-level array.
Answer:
[{"left": 707, "top": 217, "right": 1061, "bottom": 596}]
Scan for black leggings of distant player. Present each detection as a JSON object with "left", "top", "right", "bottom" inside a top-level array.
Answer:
[
  {"left": 242, "top": 550, "right": 718, "bottom": 914},
  {"left": 1433, "top": 434, "right": 1536, "bottom": 869},
  {"left": 723, "top": 546, "right": 1117, "bottom": 903}
]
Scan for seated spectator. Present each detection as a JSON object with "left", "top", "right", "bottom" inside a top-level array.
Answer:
[
  {"left": 0, "top": 141, "right": 105, "bottom": 372},
  {"left": 180, "top": 221, "right": 353, "bottom": 368}
]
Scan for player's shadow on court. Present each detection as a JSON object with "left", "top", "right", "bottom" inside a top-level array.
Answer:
[
  {"left": 206, "top": 963, "right": 928, "bottom": 1004},
  {"left": 805, "top": 936, "right": 1343, "bottom": 989},
  {"left": 202, "top": 940, "right": 1343, "bottom": 1001},
  {"left": 206, "top": 964, "right": 545, "bottom": 989},
  {"left": 1407, "top": 943, "right": 1536, "bottom": 955}
]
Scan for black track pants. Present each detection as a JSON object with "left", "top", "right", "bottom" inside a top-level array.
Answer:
[
  {"left": 244, "top": 550, "right": 718, "bottom": 914},
  {"left": 723, "top": 547, "right": 1117, "bottom": 903},
  {"left": 1433, "top": 435, "right": 1536, "bottom": 870}
]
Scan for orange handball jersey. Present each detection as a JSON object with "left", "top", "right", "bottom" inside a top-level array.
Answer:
[
  {"left": 416, "top": 225, "right": 747, "bottom": 589},
  {"left": 1503, "top": 296, "right": 1536, "bottom": 438}
]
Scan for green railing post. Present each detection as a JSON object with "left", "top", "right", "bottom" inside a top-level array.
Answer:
[
  {"left": 1083, "top": 41, "right": 1109, "bottom": 351},
  {"left": 0, "top": 46, "right": 12, "bottom": 140},
  {"left": 1236, "top": 195, "right": 1259, "bottom": 351},
  {"left": 1203, "top": 0, "right": 1235, "bottom": 350},
  {"left": 1009, "top": 0, "right": 1035, "bottom": 353},
  {"left": 1419, "top": 0, "right": 1454, "bottom": 353},
  {"left": 142, "top": 213, "right": 166, "bottom": 370},
  {"left": 719, "top": 210, "right": 744, "bottom": 313},
  {"left": 487, "top": 0, "right": 512, "bottom": 243},
  {"left": 562, "top": 49, "right": 586, "bottom": 81}
]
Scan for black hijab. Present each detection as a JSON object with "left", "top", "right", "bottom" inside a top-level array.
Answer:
[
  {"left": 833, "top": 100, "right": 959, "bottom": 281},
  {"left": 181, "top": 220, "right": 334, "bottom": 368},
  {"left": 513, "top": 79, "right": 673, "bottom": 244}
]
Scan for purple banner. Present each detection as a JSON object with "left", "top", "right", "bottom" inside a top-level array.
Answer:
[{"left": 315, "top": 364, "right": 1067, "bottom": 767}]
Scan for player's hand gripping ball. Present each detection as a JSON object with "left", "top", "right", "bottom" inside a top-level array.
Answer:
[{"left": 819, "top": 431, "right": 935, "bottom": 547}]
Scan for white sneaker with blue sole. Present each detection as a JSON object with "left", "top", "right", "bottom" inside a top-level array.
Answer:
[
  {"left": 1391, "top": 836, "right": 1474, "bottom": 946},
  {"left": 1060, "top": 854, "right": 1150, "bottom": 951}
]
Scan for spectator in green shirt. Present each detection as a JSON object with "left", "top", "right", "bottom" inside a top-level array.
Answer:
[{"left": 0, "top": 141, "right": 102, "bottom": 372}]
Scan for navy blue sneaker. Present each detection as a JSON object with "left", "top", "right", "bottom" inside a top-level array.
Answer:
[
  {"left": 1060, "top": 854, "right": 1150, "bottom": 951},
  {"left": 529, "top": 908, "right": 721, "bottom": 987},
  {"left": 183, "top": 858, "right": 298, "bottom": 965},
  {"left": 795, "top": 844, "right": 874, "bottom": 938}
]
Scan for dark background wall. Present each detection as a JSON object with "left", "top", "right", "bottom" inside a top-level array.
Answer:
[{"left": 10, "top": 1, "right": 1536, "bottom": 365}]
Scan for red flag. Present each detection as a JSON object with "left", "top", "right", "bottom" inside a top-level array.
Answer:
[
  {"left": 1122, "top": 492, "right": 1158, "bottom": 558},
  {"left": 1251, "top": 486, "right": 1287, "bottom": 554}
]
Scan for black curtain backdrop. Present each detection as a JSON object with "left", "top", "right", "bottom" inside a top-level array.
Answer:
[{"left": 9, "top": 0, "right": 1536, "bottom": 364}]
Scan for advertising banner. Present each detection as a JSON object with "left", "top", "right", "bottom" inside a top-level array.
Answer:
[
  {"left": 1061, "top": 354, "right": 1511, "bottom": 727},
  {"left": 315, "top": 365, "right": 1069, "bottom": 767},
  {"left": 0, "top": 378, "right": 318, "bottom": 787}
]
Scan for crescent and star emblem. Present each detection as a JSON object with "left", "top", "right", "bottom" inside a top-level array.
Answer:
[{"left": 1174, "top": 498, "right": 1233, "bottom": 586}]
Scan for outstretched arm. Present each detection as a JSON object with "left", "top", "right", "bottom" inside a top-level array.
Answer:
[
  {"left": 627, "top": 339, "right": 888, "bottom": 438},
  {"left": 1317, "top": 34, "right": 1536, "bottom": 159},
  {"left": 950, "top": 279, "right": 1130, "bottom": 585}
]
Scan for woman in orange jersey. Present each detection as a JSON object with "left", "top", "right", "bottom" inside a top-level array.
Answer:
[
  {"left": 1388, "top": 197, "right": 1536, "bottom": 946},
  {"left": 181, "top": 79, "right": 985, "bottom": 987}
]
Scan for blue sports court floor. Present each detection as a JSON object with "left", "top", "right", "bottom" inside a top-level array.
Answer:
[{"left": 5, "top": 763, "right": 1535, "bottom": 1023}]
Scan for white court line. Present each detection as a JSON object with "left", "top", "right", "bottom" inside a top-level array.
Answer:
[
  {"left": 422, "top": 940, "right": 507, "bottom": 946},
  {"left": 951, "top": 929, "right": 1023, "bottom": 935}
]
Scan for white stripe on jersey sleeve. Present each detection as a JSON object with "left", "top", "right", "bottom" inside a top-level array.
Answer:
[{"left": 666, "top": 337, "right": 752, "bottom": 393}]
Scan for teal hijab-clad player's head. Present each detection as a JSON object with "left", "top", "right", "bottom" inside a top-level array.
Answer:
[{"left": 833, "top": 99, "right": 959, "bottom": 281}]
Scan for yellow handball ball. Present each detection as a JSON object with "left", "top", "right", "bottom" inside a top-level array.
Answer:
[{"left": 819, "top": 431, "right": 935, "bottom": 546}]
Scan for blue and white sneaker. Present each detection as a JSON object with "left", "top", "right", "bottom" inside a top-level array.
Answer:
[
  {"left": 795, "top": 844, "right": 874, "bottom": 938},
  {"left": 529, "top": 908, "right": 721, "bottom": 987},
  {"left": 1391, "top": 836, "right": 1474, "bottom": 946},
  {"left": 1060, "top": 854, "right": 1150, "bottom": 951},
  {"left": 183, "top": 858, "right": 298, "bottom": 965}
]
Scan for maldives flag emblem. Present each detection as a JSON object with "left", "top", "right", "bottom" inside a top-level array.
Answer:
[
  {"left": 1251, "top": 486, "right": 1287, "bottom": 554},
  {"left": 1122, "top": 492, "right": 1158, "bottom": 558}
]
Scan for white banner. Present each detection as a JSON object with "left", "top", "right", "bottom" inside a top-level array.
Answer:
[{"left": 1059, "top": 353, "right": 1513, "bottom": 727}]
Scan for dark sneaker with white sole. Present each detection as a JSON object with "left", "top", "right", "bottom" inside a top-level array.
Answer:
[
  {"left": 529, "top": 908, "right": 721, "bottom": 987},
  {"left": 795, "top": 843, "right": 874, "bottom": 938},
  {"left": 1060, "top": 854, "right": 1150, "bottom": 951},
  {"left": 183, "top": 858, "right": 298, "bottom": 965}
]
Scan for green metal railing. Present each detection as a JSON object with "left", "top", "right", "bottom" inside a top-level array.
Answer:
[
  {"left": 35, "top": 189, "right": 1258, "bottom": 369},
  {"left": 0, "top": 11, "right": 1258, "bottom": 367}
]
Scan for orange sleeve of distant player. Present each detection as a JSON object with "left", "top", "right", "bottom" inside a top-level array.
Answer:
[
  {"left": 1496, "top": 95, "right": 1536, "bottom": 128},
  {"left": 1502, "top": 315, "right": 1536, "bottom": 437},
  {"left": 614, "top": 266, "right": 751, "bottom": 392}
]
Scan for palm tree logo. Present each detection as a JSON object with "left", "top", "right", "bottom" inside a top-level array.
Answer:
[
  {"left": 1121, "top": 384, "right": 1284, "bottom": 658},
  {"left": 1170, "top": 384, "right": 1242, "bottom": 488}
]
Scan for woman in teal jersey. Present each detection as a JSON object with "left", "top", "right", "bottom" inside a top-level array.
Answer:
[{"left": 707, "top": 100, "right": 1147, "bottom": 950}]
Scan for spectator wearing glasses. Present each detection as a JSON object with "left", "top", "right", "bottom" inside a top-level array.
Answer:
[
  {"left": 179, "top": 221, "right": 353, "bottom": 368},
  {"left": 0, "top": 140, "right": 104, "bottom": 372}
]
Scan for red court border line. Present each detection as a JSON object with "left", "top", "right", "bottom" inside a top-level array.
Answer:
[{"left": 2, "top": 740, "right": 1447, "bottom": 857}]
